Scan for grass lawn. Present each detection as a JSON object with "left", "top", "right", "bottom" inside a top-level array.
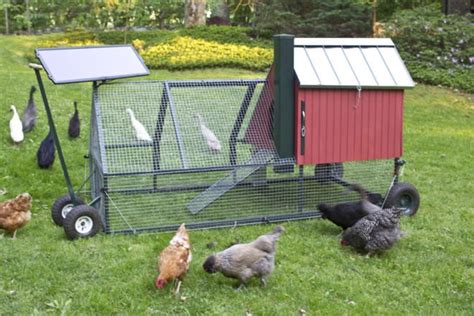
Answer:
[{"left": 1, "top": 34, "right": 473, "bottom": 315}]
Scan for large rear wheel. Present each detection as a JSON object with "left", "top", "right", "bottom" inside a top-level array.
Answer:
[{"left": 384, "top": 182, "right": 420, "bottom": 216}]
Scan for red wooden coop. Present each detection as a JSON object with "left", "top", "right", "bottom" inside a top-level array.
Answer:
[
  {"left": 245, "top": 35, "right": 419, "bottom": 214},
  {"left": 269, "top": 36, "right": 415, "bottom": 166}
]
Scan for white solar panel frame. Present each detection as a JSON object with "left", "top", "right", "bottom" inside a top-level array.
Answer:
[{"left": 36, "top": 45, "right": 149, "bottom": 84}]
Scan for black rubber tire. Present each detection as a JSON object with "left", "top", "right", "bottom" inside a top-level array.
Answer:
[
  {"left": 314, "top": 163, "right": 344, "bottom": 184},
  {"left": 51, "top": 194, "right": 85, "bottom": 226},
  {"left": 384, "top": 182, "right": 420, "bottom": 216},
  {"left": 63, "top": 205, "right": 103, "bottom": 240}
]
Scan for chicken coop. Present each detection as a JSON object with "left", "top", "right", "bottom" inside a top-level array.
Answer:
[{"left": 32, "top": 36, "right": 419, "bottom": 239}]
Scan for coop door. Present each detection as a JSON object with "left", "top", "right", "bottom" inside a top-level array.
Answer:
[{"left": 295, "top": 88, "right": 404, "bottom": 164}]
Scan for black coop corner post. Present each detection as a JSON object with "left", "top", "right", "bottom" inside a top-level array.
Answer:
[
  {"left": 29, "top": 63, "right": 78, "bottom": 205},
  {"left": 273, "top": 34, "right": 295, "bottom": 159}
]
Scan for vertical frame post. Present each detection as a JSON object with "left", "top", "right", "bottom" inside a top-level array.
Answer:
[
  {"left": 273, "top": 34, "right": 295, "bottom": 158},
  {"left": 30, "top": 64, "right": 78, "bottom": 205},
  {"left": 152, "top": 85, "right": 170, "bottom": 189},
  {"left": 229, "top": 82, "right": 257, "bottom": 166}
]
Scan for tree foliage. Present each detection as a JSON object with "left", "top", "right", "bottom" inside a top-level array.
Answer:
[
  {"left": 385, "top": 4, "right": 473, "bottom": 92},
  {"left": 375, "top": 0, "right": 440, "bottom": 21},
  {"left": 0, "top": 0, "right": 184, "bottom": 33},
  {"left": 253, "top": 0, "right": 372, "bottom": 38}
]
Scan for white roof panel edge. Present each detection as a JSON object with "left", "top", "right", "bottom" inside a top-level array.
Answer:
[
  {"left": 294, "top": 37, "right": 394, "bottom": 47},
  {"left": 298, "top": 84, "right": 415, "bottom": 89},
  {"left": 293, "top": 38, "right": 415, "bottom": 88}
]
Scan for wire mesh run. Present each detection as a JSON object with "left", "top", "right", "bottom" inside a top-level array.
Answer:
[{"left": 89, "top": 79, "right": 396, "bottom": 234}]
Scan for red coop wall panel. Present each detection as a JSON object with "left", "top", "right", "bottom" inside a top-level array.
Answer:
[{"left": 295, "top": 88, "right": 404, "bottom": 165}]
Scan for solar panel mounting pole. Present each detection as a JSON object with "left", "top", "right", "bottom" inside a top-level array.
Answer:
[{"left": 29, "top": 63, "right": 78, "bottom": 205}]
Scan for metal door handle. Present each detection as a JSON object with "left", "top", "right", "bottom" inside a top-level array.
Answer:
[{"left": 301, "top": 101, "right": 305, "bottom": 155}]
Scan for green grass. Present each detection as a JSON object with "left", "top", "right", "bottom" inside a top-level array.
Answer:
[{"left": 1, "top": 34, "right": 474, "bottom": 315}]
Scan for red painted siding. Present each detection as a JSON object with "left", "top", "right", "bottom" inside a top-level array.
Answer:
[{"left": 295, "top": 87, "right": 404, "bottom": 165}]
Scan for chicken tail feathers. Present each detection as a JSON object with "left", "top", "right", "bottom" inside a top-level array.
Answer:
[
  {"left": 349, "top": 183, "right": 369, "bottom": 200},
  {"left": 252, "top": 226, "right": 284, "bottom": 253},
  {"left": 271, "top": 225, "right": 284, "bottom": 238}
]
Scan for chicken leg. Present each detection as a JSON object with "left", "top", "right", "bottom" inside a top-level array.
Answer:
[{"left": 174, "top": 280, "right": 182, "bottom": 295}]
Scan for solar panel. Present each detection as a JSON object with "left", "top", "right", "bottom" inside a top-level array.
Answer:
[{"left": 36, "top": 45, "right": 150, "bottom": 84}]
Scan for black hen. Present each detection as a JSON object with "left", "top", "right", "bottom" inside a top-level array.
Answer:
[
  {"left": 37, "top": 129, "right": 55, "bottom": 169},
  {"left": 22, "top": 86, "right": 37, "bottom": 132},
  {"left": 341, "top": 207, "right": 403, "bottom": 255},
  {"left": 68, "top": 101, "right": 80, "bottom": 138},
  {"left": 318, "top": 183, "right": 382, "bottom": 230}
]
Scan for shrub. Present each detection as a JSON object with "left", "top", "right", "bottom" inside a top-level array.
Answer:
[
  {"left": 94, "top": 29, "right": 177, "bottom": 46},
  {"left": 385, "top": 5, "right": 473, "bottom": 92},
  {"left": 141, "top": 36, "right": 272, "bottom": 70},
  {"left": 26, "top": 37, "right": 103, "bottom": 63},
  {"left": 38, "top": 39, "right": 103, "bottom": 48},
  {"left": 178, "top": 25, "right": 271, "bottom": 47}
]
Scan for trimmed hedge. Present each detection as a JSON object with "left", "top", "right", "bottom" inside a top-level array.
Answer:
[{"left": 141, "top": 36, "right": 272, "bottom": 71}]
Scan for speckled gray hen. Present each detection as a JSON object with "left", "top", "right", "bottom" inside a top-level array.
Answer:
[
  {"left": 203, "top": 226, "right": 284, "bottom": 289},
  {"left": 341, "top": 207, "right": 404, "bottom": 255}
]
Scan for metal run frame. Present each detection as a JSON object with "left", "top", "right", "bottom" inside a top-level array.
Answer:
[{"left": 29, "top": 65, "right": 404, "bottom": 234}]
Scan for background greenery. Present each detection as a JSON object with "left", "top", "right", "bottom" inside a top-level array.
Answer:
[
  {"left": 1, "top": 30, "right": 473, "bottom": 315},
  {"left": 3, "top": 1, "right": 472, "bottom": 92},
  {"left": 385, "top": 4, "right": 473, "bottom": 93}
]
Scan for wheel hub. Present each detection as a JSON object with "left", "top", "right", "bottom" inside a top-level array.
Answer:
[
  {"left": 75, "top": 216, "right": 94, "bottom": 234},
  {"left": 399, "top": 194, "right": 413, "bottom": 214},
  {"left": 62, "top": 204, "right": 74, "bottom": 219}
]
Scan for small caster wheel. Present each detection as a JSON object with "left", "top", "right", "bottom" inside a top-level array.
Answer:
[
  {"left": 63, "top": 205, "right": 102, "bottom": 240},
  {"left": 51, "top": 194, "right": 85, "bottom": 226},
  {"left": 384, "top": 182, "right": 420, "bottom": 216},
  {"left": 314, "top": 163, "right": 344, "bottom": 184}
]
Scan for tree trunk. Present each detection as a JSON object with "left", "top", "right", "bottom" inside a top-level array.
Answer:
[
  {"left": 442, "top": 0, "right": 471, "bottom": 15},
  {"left": 184, "top": 0, "right": 206, "bottom": 27},
  {"left": 4, "top": 5, "right": 9, "bottom": 35},
  {"left": 209, "top": 0, "right": 230, "bottom": 25},
  {"left": 25, "top": 0, "right": 31, "bottom": 34}
]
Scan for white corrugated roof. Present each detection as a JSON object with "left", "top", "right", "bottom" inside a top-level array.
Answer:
[{"left": 294, "top": 38, "right": 414, "bottom": 89}]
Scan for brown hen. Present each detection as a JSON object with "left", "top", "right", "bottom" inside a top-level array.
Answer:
[
  {"left": 155, "top": 223, "right": 191, "bottom": 294},
  {"left": 0, "top": 193, "right": 32, "bottom": 239}
]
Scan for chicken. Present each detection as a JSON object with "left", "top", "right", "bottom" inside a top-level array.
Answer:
[
  {"left": 126, "top": 108, "right": 152, "bottom": 142},
  {"left": 9, "top": 105, "right": 24, "bottom": 144},
  {"left": 195, "top": 113, "right": 221, "bottom": 152},
  {"left": 156, "top": 223, "right": 192, "bottom": 294},
  {"left": 341, "top": 207, "right": 404, "bottom": 256},
  {"left": 203, "top": 225, "right": 284, "bottom": 289},
  {"left": 68, "top": 101, "right": 80, "bottom": 138},
  {"left": 317, "top": 183, "right": 382, "bottom": 230},
  {"left": 37, "top": 129, "right": 55, "bottom": 169},
  {"left": 22, "top": 86, "right": 37, "bottom": 133},
  {"left": 0, "top": 193, "right": 32, "bottom": 239}
]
